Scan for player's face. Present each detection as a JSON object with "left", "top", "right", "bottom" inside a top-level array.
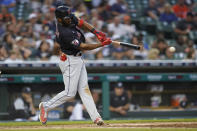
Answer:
[
  {"left": 57, "top": 17, "right": 71, "bottom": 26},
  {"left": 63, "top": 17, "right": 71, "bottom": 25},
  {"left": 115, "top": 87, "right": 124, "bottom": 96}
]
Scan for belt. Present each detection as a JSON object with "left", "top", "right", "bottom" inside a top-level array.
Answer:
[
  {"left": 74, "top": 51, "right": 82, "bottom": 57},
  {"left": 60, "top": 52, "right": 82, "bottom": 61}
]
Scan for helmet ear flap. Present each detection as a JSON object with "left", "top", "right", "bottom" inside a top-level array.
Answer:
[{"left": 57, "top": 18, "right": 62, "bottom": 23}]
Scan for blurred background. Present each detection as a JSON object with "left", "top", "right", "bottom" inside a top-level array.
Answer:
[{"left": 0, "top": 0, "right": 197, "bottom": 121}]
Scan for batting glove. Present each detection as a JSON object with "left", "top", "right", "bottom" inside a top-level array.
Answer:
[
  {"left": 91, "top": 28, "right": 107, "bottom": 42},
  {"left": 101, "top": 38, "right": 112, "bottom": 46}
]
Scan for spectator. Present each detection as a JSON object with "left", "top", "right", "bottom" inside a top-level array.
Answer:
[
  {"left": 35, "top": 32, "right": 54, "bottom": 50},
  {"left": 2, "top": 33, "right": 15, "bottom": 51},
  {"left": 41, "top": 0, "right": 54, "bottom": 14},
  {"left": 107, "top": 16, "right": 125, "bottom": 39},
  {"left": 0, "top": 6, "right": 16, "bottom": 24},
  {"left": 152, "top": 31, "right": 165, "bottom": 45},
  {"left": 185, "top": 48, "right": 195, "bottom": 60},
  {"left": 36, "top": 40, "right": 52, "bottom": 61},
  {"left": 73, "top": 2, "right": 88, "bottom": 20},
  {"left": 123, "top": 15, "right": 136, "bottom": 38},
  {"left": 144, "top": 0, "right": 160, "bottom": 20},
  {"left": 0, "top": 0, "right": 16, "bottom": 13},
  {"left": 152, "top": 39, "right": 168, "bottom": 58},
  {"left": 83, "top": 89, "right": 103, "bottom": 118},
  {"left": 108, "top": 0, "right": 118, "bottom": 6},
  {"left": 184, "top": 40, "right": 196, "bottom": 59},
  {"left": 92, "top": 0, "right": 102, "bottom": 8},
  {"left": 90, "top": 11, "right": 104, "bottom": 30},
  {"left": 110, "top": 0, "right": 127, "bottom": 16},
  {"left": 147, "top": 48, "right": 160, "bottom": 60},
  {"left": 49, "top": 42, "right": 60, "bottom": 62},
  {"left": 174, "top": 35, "right": 188, "bottom": 53},
  {"left": 110, "top": 82, "right": 130, "bottom": 116},
  {"left": 5, "top": 50, "right": 23, "bottom": 62},
  {"left": 91, "top": 89, "right": 102, "bottom": 113},
  {"left": 31, "top": 0, "right": 42, "bottom": 12},
  {"left": 173, "top": 0, "right": 189, "bottom": 19},
  {"left": 98, "top": 1, "right": 112, "bottom": 22},
  {"left": 83, "top": 0, "right": 93, "bottom": 10},
  {"left": 111, "top": 41, "right": 134, "bottom": 60},
  {"left": 0, "top": 16, "right": 5, "bottom": 37},
  {"left": 15, "top": 37, "right": 32, "bottom": 60},
  {"left": 0, "top": 45, "right": 8, "bottom": 61},
  {"left": 174, "top": 12, "right": 195, "bottom": 35},
  {"left": 111, "top": 43, "right": 125, "bottom": 60},
  {"left": 63, "top": 98, "right": 85, "bottom": 120},
  {"left": 42, "top": 8, "right": 56, "bottom": 33},
  {"left": 132, "top": 35, "right": 147, "bottom": 60},
  {"left": 159, "top": 3, "right": 178, "bottom": 24},
  {"left": 193, "top": 13, "right": 197, "bottom": 30},
  {"left": 156, "top": 0, "right": 168, "bottom": 14},
  {"left": 8, "top": 87, "right": 38, "bottom": 121},
  {"left": 5, "top": 22, "right": 15, "bottom": 34},
  {"left": 185, "top": 0, "right": 195, "bottom": 11},
  {"left": 28, "top": 13, "right": 42, "bottom": 38}
]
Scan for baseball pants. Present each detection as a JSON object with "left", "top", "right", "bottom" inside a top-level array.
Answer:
[{"left": 43, "top": 55, "right": 101, "bottom": 121}]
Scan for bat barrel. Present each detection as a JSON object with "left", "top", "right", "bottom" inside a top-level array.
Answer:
[{"left": 120, "top": 42, "right": 141, "bottom": 50}]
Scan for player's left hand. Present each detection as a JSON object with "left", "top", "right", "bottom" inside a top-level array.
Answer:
[{"left": 101, "top": 38, "right": 112, "bottom": 46}]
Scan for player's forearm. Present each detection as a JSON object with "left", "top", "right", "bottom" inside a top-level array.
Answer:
[
  {"left": 80, "top": 20, "right": 95, "bottom": 32},
  {"left": 122, "top": 103, "right": 130, "bottom": 111},
  {"left": 109, "top": 106, "right": 116, "bottom": 112},
  {"left": 79, "top": 43, "right": 103, "bottom": 51},
  {"left": 174, "top": 28, "right": 187, "bottom": 35},
  {"left": 109, "top": 106, "right": 120, "bottom": 112},
  {"left": 30, "top": 103, "right": 36, "bottom": 115}
]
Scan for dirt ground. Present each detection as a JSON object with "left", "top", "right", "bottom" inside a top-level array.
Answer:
[{"left": 0, "top": 122, "right": 197, "bottom": 130}]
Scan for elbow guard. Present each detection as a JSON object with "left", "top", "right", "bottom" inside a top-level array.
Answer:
[{"left": 78, "top": 19, "right": 84, "bottom": 28}]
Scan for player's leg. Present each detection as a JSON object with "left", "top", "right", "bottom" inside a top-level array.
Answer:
[
  {"left": 39, "top": 56, "right": 83, "bottom": 124},
  {"left": 77, "top": 63, "right": 104, "bottom": 125}
]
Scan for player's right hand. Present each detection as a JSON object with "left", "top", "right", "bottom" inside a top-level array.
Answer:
[
  {"left": 101, "top": 38, "right": 112, "bottom": 46},
  {"left": 94, "top": 31, "right": 107, "bottom": 42}
]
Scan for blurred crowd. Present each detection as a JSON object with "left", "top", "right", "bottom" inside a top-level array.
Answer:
[{"left": 0, "top": 0, "right": 197, "bottom": 61}]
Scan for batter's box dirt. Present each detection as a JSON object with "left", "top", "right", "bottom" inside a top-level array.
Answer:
[{"left": 0, "top": 122, "right": 197, "bottom": 130}]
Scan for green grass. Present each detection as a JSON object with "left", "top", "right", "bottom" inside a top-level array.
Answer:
[
  {"left": 0, "top": 118, "right": 197, "bottom": 126},
  {"left": 0, "top": 118, "right": 197, "bottom": 131},
  {"left": 1, "top": 128, "right": 197, "bottom": 131}
]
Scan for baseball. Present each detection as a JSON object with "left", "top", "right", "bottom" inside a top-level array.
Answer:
[{"left": 169, "top": 46, "right": 176, "bottom": 52}]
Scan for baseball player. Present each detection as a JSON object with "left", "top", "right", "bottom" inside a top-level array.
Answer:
[{"left": 39, "top": 5, "right": 112, "bottom": 126}]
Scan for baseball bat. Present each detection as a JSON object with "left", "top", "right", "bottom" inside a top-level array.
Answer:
[{"left": 112, "top": 41, "right": 141, "bottom": 50}]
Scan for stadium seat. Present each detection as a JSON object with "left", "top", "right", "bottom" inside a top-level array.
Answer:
[
  {"left": 140, "top": 17, "right": 157, "bottom": 35},
  {"left": 157, "top": 22, "right": 175, "bottom": 39},
  {"left": 189, "top": 31, "right": 197, "bottom": 44},
  {"left": 14, "top": 2, "right": 31, "bottom": 20},
  {"left": 168, "top": 0, "right": 177, "bottom": 5}
]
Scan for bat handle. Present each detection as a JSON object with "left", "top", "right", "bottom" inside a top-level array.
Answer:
[{"left": 112, "top": 41, "right": 121, "bottom": 45}]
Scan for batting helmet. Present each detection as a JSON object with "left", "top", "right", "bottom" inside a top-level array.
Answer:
[
  {"left": 55, "top": 5, "right": 72, "bottom": 26},
  {"left": 55, "top": 5, "right": 71, "bottom": 19}
]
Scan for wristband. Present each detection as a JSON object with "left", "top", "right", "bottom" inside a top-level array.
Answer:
[
  {"left": 78, "top": 19, "right": 84, "bottom": 28},
  {"left": 91, "top": 28, "right": 99, "bottom": 34}
]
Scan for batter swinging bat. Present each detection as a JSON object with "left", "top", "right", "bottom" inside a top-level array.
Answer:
[{"left": 112, "top": 41, "right": 141, "bottom": 50}]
